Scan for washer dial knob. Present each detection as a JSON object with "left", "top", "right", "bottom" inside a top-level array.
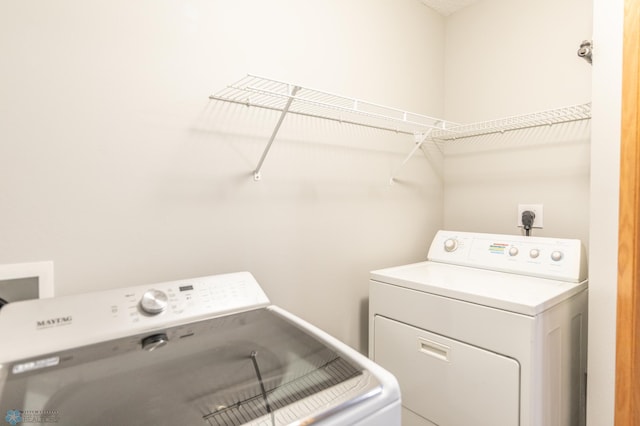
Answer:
[
  {"left": 140, "top": 289, "right": 169, "bottom": 315},
  {"left": 508, "top": 246, "right": 519, "bottom": 256},
  {"left": 444, "top": 238, "right": 458, "bottom": 252},
  {"left": 551, "top": 251, "right": 564, "bottom": 262},
  {"left": 529, "top": 249, "right": 540, "bottom": 259},
  {"left": 141, "top": 333, "right": 168, "bottom": 351}
]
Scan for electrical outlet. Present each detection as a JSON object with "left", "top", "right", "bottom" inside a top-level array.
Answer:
[{"left": 517, "top": 204, "right": 543, "bottom": 228}]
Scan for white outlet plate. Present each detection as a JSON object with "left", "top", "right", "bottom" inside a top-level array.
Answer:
[{"left": 517, "top": 204, "right": 543, "bottom": 228}]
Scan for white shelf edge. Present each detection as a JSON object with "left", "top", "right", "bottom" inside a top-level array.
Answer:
[
  {"left": 430, "top": 103, "right": 592, "bottom": 141},
  {"left": 210, "top": 74, "right": 458, "bottom": 135}
]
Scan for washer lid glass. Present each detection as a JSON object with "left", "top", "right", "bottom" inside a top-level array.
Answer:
[{"left": 0, "top": 308, "right": 381, "bottom": 426}]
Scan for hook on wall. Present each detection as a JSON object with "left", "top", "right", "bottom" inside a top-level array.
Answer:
[{"left": 577, "top": 40, "right": 593, "bottom": 64}]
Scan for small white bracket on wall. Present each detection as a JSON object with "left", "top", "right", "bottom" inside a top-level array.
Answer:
[
  {"left": 577, "top": 40, "right": 593, "bottom": 64},
  {"left": 389, "top": 131, "right": 434, "bottom": 184}
]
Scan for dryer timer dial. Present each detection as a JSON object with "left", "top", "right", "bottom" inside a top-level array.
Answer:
[{"left": 444, "top": 238, "right": 458, "bottom": 252}]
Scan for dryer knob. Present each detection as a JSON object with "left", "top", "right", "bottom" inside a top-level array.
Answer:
[
  {"left": 444, "top": 238, "right": 458, "bottom": 252},
  {"left": 508, "top": 246, "right": 519, "bottom": 256},
  {"left": 529, "top": 249, "right": 540, "bottom": 259},
  {"left": 140, "top": 289, "right": 169, "bottom": 315},
  {"left": 551, "top": 251, "right": 564, "bottom": 262}
]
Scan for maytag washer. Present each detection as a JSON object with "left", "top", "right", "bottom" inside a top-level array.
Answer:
[
  {"left": 0, "top": 271, "right": 400, "bottom": 426},
  {"left": 369, "top": 230, "right": 588, "bottom": 426}
]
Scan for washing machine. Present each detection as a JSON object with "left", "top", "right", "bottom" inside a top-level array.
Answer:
[
  {"left": 369, "top": 230, "right": 588, "bottom": 426},
  {"left": 0, "top": 271, "right": 400, "bottom": 426}
]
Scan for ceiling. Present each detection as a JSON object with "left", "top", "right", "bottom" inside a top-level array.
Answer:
[{"left": 419, "top": 0, "right": 480, "bottom": 16}]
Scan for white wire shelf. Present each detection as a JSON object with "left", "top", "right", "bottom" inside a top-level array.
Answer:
[
  {"left": 209, "top": 75, "right": 592, "bottom": 181},
  {"left": 431, "top": 103, "right": 592, "bottom": 141},
  {"left": 210, "top": 74, "right": 459, "bottom": 181},
  {"left": 210, "top": 74, "right": 458, "bottom": 136}
]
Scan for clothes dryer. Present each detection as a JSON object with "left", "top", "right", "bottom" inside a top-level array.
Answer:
[{"left": 369, "top": 230, "right": 588, "bottom": 426}]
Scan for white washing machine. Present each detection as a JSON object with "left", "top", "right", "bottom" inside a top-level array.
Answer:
[
  {"left": 369, "top": 230, "right": 588, "bottom": 426},
  {"left": 0, "top": 271, "right": 400, "bottom": 426}
]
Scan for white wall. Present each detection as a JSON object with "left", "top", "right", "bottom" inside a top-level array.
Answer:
[
  {"left": 0, "top": 0, "right": 446, "bottom": 352},
  {"left": 442, "top": 0, "right": 593, "bottom": 245},
  {"left": 587, "top": 0, "right": 624, "bottom": 424}
]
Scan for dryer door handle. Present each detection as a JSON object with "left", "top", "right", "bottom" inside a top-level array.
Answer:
[{"left": 417, "top": 338, "right": 450, "bottom": 362}]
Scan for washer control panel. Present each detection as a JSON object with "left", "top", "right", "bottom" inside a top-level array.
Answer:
[
  {"left": 115, "top": 272, "right": 270, "bottom": 327},
  {"left": 0, "top": 272, "right": 271, "bottom": 362},
  {"left": 429, "top": 230, "right": 586, "bottom": 282}
]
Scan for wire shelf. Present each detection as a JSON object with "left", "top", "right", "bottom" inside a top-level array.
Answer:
[
  {"left": 431, "top": 103, "right": 592, "bottom": 141},
  {"left": 210, "top": 74, "right": 458, "bottom": 136},
  {"left": 209, "top": 75, "right": 592, "bottom": 181}
]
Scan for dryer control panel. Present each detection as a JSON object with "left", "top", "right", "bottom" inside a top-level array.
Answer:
[{"left": 428, "top": 230, "right": 587, "bottom": 282}]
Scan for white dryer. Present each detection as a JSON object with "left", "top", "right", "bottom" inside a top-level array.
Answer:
[{"left": 369, "top": 230, "right": 588, "bottom": 426}]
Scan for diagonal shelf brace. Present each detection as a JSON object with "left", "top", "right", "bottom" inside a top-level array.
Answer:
[
  {"left": 389, "top": 130, "right": 435, "bottom": 184},
  {"left": 253, "top": 85, "right": 301, "bottom": 181}
]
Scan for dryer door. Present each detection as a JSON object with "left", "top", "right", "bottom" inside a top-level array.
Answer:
[{"left": 373, "top": 315, "right": 519, "bottom": 426}]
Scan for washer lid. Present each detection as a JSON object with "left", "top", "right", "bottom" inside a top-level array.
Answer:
[
  {"left": 370, "top": 261, "right": 587, "bottom": 316},
  {"left": 0, "top": 307, "right": 386, "bottom": 426}
]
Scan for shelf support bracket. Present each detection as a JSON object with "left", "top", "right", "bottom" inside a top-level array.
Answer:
[
  {"left": 389, "top": 130, "right": 434, "bottom": 184},
  {"left": 253, "top": 85, "right": 301, "bottom": 181}
]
